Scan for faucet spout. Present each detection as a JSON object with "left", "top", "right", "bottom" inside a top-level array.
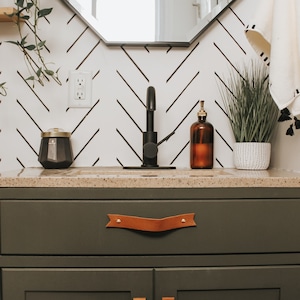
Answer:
[{"left": 146, "top": 86, "right": 156, "bottom": 132}]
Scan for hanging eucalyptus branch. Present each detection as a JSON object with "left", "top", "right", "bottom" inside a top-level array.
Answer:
[{"left": 6, "top": 0, "right": 61, "bottom": 87}]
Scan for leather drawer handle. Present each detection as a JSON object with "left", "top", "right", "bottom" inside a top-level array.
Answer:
[{"left": 106, "top": 213, "right": 196, "bottom": 232}]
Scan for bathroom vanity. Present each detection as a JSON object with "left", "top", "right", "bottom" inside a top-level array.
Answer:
[{"left": 1, "top": 168, "right": 300, "bottom": 299}]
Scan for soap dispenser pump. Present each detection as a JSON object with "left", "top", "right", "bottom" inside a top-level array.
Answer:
[{"left": 190, "top": 100, "right": 214, "bottom": 169}]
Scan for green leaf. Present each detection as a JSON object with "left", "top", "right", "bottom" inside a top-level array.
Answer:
[
  {"left": 20, "top": 35, "right": 28, "bottom": 46},
  {"left": 25, "top": 44, "right": 36, "bottom": 51},
  {"left": 26, "top": 3, "right": 34, "bottom": 9},
  {"left": 6, "top": 40, "right": 19, "bottom": 46},
  {"left": 45, "top": 69, "right": 54, "bottom": 76},
  {"left": 36, "top": 68, "right": 42, "bottom": 78},
  {"left": 38, "top": 8, "right": 53, "bottom": 18},
  {"left": 26, "top": 76, "right": 35, "bottom": 81},
  {"left": 15, "top": 0, "right": 25, "bottom": 8},
  {"left": 19, "top": 15, "right": 30, "bottom": 20},
  {"left": 37, "top": 40, "right": 46, "bottom": 48}
]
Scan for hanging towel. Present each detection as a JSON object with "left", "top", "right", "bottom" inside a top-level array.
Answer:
[{"left": 245, "top": 0, "right": 300, "bottom": 116}]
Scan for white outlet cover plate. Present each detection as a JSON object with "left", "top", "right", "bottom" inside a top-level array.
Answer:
[{"left": 68, "top": 70, "right": 93, "bottom": 108}]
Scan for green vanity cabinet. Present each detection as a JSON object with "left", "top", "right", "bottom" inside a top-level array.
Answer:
[{"left": 0, "top": 187, "right": 300, "bottom": 299}]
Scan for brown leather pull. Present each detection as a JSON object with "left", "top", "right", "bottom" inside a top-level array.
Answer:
[
  {"left": 162, "top": 298, "right": 175, "bottom": 300},
  {"left": 133, "top": 298, "right": 146, "bottom": 300},
  {"left": 106, "top": 213, "right": 196, "bottom": 232}
]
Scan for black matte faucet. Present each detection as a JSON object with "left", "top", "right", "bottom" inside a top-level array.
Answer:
[
  {"left": 123, "top": 86, "right": 176, "bottom": 169},
  {"left": 141, "top": 86, "right": 176, "bottom": 169},
  {"left": 142, "top": 86, "right": 158, "bottom": 167}
]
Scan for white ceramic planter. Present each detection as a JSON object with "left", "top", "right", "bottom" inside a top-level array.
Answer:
[{"left": 233, "top": 142, "right": 271, "bottom": 170}]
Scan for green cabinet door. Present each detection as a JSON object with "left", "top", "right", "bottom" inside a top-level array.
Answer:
[
  {"left": 155, "top": 266, "right": 300, "bottom": 300},
  {"left": 2, "top": 268, "right": 153, "bottom": 300}
]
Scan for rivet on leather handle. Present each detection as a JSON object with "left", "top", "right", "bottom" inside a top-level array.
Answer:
[{"left": 106, "top": 213, "right": 196, "bottom": 232}]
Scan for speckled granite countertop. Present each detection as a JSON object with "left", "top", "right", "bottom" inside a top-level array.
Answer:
[{"left": 0, "top": 167, "right": 300, "bottom": 188}]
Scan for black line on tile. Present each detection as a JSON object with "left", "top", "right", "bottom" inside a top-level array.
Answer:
[
  {"left": 116, "top": 70, "right": 146, "bottom": 108},
  {"left": 216, "top": 19, "right": 246, "bottom": 55},
  {"left": 166, "top": 42, "right": 199, "bottom": 82},
  {"left": 71, "top": 99, "right": 100, "bottom": 134},
  {"left": 75, "top": 40, "right": 101, "bottom": 70},
  {"left": 16, "top": 128, "right": 39, "bottom": 156},
  {"left": 121, "top": 46, "right": 149, "bottom": 82},
  {"left": 170, "top": 140, "right": 189, "bottom": 165},
  {"left": 67, "top": 14, "right": 77, "bottom": 24},
  {"left": 66, "top": 27, "right": 89, "bottom": 53},
  {"left": 172, "top": 101, "right": 199, "bottom": 133},
  {"left": 16, "top": 99, "right": 43, "bottom": 132},
  {"left": 92, "top": 157, "right": 100, "bottom": 166},
  {"left": 16, "top": 157, "right": 25, "bottom": 168},
  {"left": 214, "top": 99, "right": 228, "bottom": 118},
  {"left": 228, "top": 7, "right": 245, "bottom": 26},
  {"left": 215, "top": 71, "right": 245, "bottom": 105},
  {"left": 166, "top": 46, "right": 172, "bottom": 53},
  {"left": 116, "top": 128, "right": 142, "bottom": 162},
  {"left": 215, "top": 158, "right": 224, "bottom": 168},
  {"left": 214, "top": 57, "right": 244, "bottom": 83},
  {"left": 73, "top": 128, "right": 100, "bottom": 161},
  {"left": 117, "top": 99, "right": 143, "bottom": 133},
  {"left": 214, "top": 42, "right": 237, "bottom": 70},
  {"left": 215, "top": 128, "right": 233, "bottom": 151},
  {"left": 17, "top": 71, "right": 50, "bottom": 112},
  {"left": 166, "top": 72, "right": 199, "bottom": 112},
  {"left": 116, "top": 158, "right": 124, "bottom": 167},
  {"left": 93, "top": 70, "right": 100, "bottom": 79},
  {"left": 214, "top": 100, "right": 234, "bottom": 152}
]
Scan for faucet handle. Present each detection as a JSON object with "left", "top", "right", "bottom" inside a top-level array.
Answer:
[{"left": 157, "top": 131, "right": 175, "bottom": 146}]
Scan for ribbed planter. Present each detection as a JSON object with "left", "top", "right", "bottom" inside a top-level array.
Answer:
[{"left": 233, "top": 142, "right": 271, "bottom": 170}]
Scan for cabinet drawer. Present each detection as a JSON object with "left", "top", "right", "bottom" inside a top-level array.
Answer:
[
  {"left": 1, "top": 199, "right": 300, "bottom": 255},
  {"left": 2, "top": 268, "right": 153, "bottom": 300}
]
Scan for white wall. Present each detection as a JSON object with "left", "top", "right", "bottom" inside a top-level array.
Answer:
[{"left": 0, "top": 0, "right": 297, "bottom": 172}]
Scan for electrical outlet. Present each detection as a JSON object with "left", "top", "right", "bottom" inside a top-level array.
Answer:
[{"left": 68, "top": 71, "right": 92, "bottom": 108}]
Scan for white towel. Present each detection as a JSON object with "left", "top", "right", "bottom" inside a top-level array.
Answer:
[{"left": 245, "top": 0, "right": 300, "bottom": 116}]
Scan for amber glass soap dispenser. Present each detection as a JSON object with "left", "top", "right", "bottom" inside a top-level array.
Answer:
[{"left": 190, "top": 100, "right": 214, "bottom": 169}]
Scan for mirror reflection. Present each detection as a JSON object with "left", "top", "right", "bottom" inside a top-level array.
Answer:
[{"left": 63, "top": 0, "right": 236, "bottom": 46}]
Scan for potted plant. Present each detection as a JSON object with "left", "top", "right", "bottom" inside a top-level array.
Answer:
[{"left": 218, "top": 60, "right": 279, "bottom": 170}]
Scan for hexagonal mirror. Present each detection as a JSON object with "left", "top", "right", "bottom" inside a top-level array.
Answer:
[{"left": 62, "top": 0, "right": 236, "bottom": 46}]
